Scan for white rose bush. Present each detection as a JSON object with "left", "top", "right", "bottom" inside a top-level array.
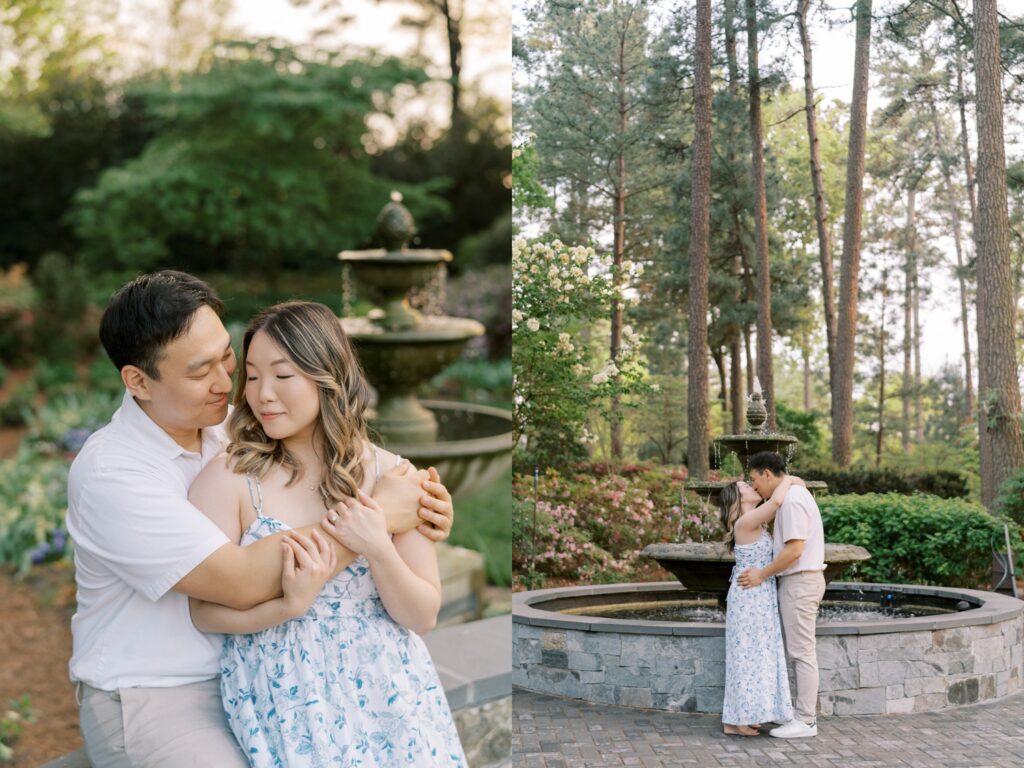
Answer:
[{"left": 513, "top": 237, "right": 649, "bottom": 465}]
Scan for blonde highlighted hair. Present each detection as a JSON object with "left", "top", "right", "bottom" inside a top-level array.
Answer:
[
  {"left": 225, "top": 301, "right": 371, "bottom": 502},
  {"left": 718, "top": 481, "right": 742, "bottom": 552}
]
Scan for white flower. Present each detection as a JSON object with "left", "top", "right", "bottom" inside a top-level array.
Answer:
[
  {"left": 592, "top": 372, "right": 609, "bottom": 385},
  {"left": 512, "top": 309, "right": 523, "bottom": 323},
  {"left": 526, "top": 318, "right": 541, "bottom": 332},
  {"left": 572, "top": 364, "right": 586, "bottom": 376}
]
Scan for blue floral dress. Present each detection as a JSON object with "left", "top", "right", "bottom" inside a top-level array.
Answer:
[
  {"left": 219, "top": 473, "right": 467, "bottom": 767},
  {"left": 721, "top": 530, "right": 794, "bottom": 726}
]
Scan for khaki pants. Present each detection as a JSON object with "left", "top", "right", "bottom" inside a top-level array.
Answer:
[
  {"left": 777, "top": 570, "right": 826, "bottom": 724},
  {"left": 78, "top": 679, "right": 248, "bottom": 768}
]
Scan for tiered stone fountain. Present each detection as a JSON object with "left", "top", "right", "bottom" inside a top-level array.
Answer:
[
  {"left": 513, "top": 387, "right": 1024, "bottom": 716},
  {"left": 339, "top": 194, "right": 513, "bottom": 623},
  {"left": 642, "top": 380, "right": 867, "bottom": 592}
]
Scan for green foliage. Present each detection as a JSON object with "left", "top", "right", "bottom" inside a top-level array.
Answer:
[
  {"left": 511, "top": 139, "right": 552, "bottom": 214},
  {"left": 30, "top": 252, "right": 91, "bottom": 361},
  {"left": 447, "top": 470, "right": 512, "bottom": 587},
  {"left": 819, "top": 493, "right": 1009, "bottom": 588},
  {"left": 31, "top": 360, "right": 80, "bottom": 395},
  {"left": 776, "top": 403, "right": 827, "bottom": 464},
  {"left": 426, "top": 359, "right": 512, "bottom": 407},
  {"left": 0, "top": 695, "right": 34, "bottom": 763},
  {"left": 71, "top": 42, "right": 446, "bottom": 280},
  {"left": 0, "top": 448, "right": 71, "bottom": 575},
  {"left": 513, "top": 238, "right": 650, "bottom": 466},
  {"left": 0, "top": 385, "right": 35, "bottom": 428},
  {"left": 0, "top": 306, "right": 32, "bottom": 367},
  {"left": 512, "top": 464, "right": 717, "bottom": 588},
  {"left": 996, "top": 466, "right": 1024, "bottom": 526},
  {"left": 444, "top": 264, "right": 512, "bottom": 360},
  {"left": 802, "top": 465, "right": 969, "bottom": 498}
]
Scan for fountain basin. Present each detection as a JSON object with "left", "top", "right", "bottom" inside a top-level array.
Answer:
[
  {"left": 377, "top": 401, "right": 512, "bottom": 501},
  {"left": 513, "top": 582, "right": 1024, "bottom": 716},
  {"left": 641, "top": 541, "right": 871, "bottom": 595}
]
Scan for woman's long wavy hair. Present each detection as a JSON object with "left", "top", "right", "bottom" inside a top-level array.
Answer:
[
  {"left": 718, "top": 481, "right": 742, "bottom": 552},
  {"left": 225, "top": 301, "right": 372, "bottom": 503}
]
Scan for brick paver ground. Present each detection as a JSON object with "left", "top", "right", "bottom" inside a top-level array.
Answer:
[{"left": 513, "top": 688, "right": 1024, "bottom": 767}]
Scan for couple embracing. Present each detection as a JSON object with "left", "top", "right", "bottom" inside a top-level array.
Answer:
[
  {"left": 68, "top": 271, "right": 468, "bottom": 766},
  {"left": 718, "top": 452, "right": 826, "bottom": 739}
]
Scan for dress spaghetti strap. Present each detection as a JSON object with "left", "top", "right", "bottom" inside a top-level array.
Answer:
[{"left": 245, "top": 473, "right": 264, "bottom": 516}]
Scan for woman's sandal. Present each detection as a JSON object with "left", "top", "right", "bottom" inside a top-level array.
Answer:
[{"left": 723, "top": 724, "right": 760, "bottom": 737}]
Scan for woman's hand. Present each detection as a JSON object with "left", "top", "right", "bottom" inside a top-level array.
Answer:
[
  {"left": 280, "top": 530, "right": 336, "bottom": 617},
  {"left": 790, "top": 475, "right": 807, "bottom": 488},
  {"left": 417, "top": 467, "right": 454, "bottom": 542},
  {"left": 769, "top": 474, "right": 794, "bottom": 508},
  {"left": 321, "top": 490, "right": 393, "bottom": 560}
]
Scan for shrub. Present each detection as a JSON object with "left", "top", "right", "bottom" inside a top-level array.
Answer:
[
  {"left": 800, "top": 465, "right": 969, "bottom": 498},
  {"left": 31, "top": 252, "right": 90, "bottom": 361},
  {"left": 0, "top": 384, "right": 35, "bottom": 428},
  {"left": 996, "top": 467, "right": 1024, "bottom": 527},
  {"left": 512, "top": 463, "right": 718, "bottom": 588},
  {"left": 0, "top": 695, "right": 34, "bottom": 762},
  {"left": 0, "top": 305, "right": 33, "bottom": 367},
  {"left": 819, "top": 493, "right": 1012, "bottom": 589},
  {"left": 31, "top": 360, "right": 80, "bottom": 395},
  {"left": 0, "top": 449, "right": 71, "bottom": 574}
]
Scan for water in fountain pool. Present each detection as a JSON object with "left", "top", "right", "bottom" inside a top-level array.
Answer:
[{"left": 570, "top": 596, "right": 958, "bottom": 623}]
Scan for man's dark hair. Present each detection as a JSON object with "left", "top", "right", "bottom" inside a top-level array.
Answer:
[
  {"left": 748, "top": 451, "right": 787, "bottom": 477},
  {"left": 99, "top": 270, "right": 225, "bottom": 380}
]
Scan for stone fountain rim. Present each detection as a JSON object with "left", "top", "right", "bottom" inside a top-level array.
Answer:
[
  {"left": 339, "top": 249, "right": 453, "bottom": 263},
  {"left": 641, "top": 541, "right": 870, "bottom": 563},
  {"left": 341, "top": 316, "right": 485, "bottom": 341},
  {"left": 714, "top": 433, "right": 800, "bottom": 442},
  {"left": 376, "top": 400, "right": 512, "bottom": 458},
  {"left": 512, "top": 581, "right": 1024, "bottom": 636}
]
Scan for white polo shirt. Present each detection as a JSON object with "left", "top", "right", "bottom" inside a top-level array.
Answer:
[
  {"left": 772, "top": 484, "right": 826, "bottom": 577},
  {"left": 67, "top": 391, "right": 231, "bottom": 690}
]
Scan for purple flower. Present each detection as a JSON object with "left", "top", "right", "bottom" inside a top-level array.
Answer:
[{"left": 30, "top": 542, "right": 51, "bottom": 564}]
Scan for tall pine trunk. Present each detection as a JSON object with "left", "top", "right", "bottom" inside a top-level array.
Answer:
[
  {"left": 746, "top": 0, "right": 775, "bottom": 427},
  {"left": 609, "top": 23, "right": 628, "bottom": 460},
  {"left": 902, "top": 187, "right": 916, "bottom": 452},
  {"left": 686, "top": 0, "right": 713, "bottom": 480},
  {"left": 832, "top": 0, "right": 872, "bottom": 467},
  {"left": 973, "top": 0, "right": 1024, "bottom": 508},
  {"left": 798, "top": 0, "right": 836, "bottom": 409},
  {"left": 876, "top": 274, "right": 888, "bottom": 467},
  {"left": 725, "top": 0, "right": 745, "bottom": 434}
]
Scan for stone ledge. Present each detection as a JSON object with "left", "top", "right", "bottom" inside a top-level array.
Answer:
[{"left": 41, "top": 615, "right": 511, "bottom": 768}]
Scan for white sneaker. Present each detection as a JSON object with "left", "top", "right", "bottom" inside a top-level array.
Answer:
[{"left": 769, "top": 719, "right": 817, "bottom": 738}]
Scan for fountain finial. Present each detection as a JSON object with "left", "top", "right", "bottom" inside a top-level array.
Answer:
[
  {"left": 376, "top": 192, "right": 416, "bottom": 252},
  {"left": 746, "top": 382, "right": 768, "bottom": 435}
]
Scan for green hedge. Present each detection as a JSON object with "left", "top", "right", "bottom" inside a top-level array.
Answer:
[
  {"left": 819, "top": 493, "right": 1011, "bottom": 589},
  {"left": 802, "top": 465, "right": 969, "bottom": 498}
]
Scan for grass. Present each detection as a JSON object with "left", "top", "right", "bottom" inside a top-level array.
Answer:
[{"left": 449, "top": 469, "right": 511, "bottom": 587}]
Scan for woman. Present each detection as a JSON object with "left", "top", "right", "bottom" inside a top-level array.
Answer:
[
  {"left": 186, "top": 301, "right": 467, "bottom": 767},
  {"left": 718, "top": 475, "right": 802, "bottom": 736}
]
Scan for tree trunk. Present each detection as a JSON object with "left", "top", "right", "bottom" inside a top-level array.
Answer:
[
  {"left": 951, "top": 187, "right": 976, "bottom": 422},
  {"left": 913, "top": 267, "right": 923, "bottom": 441},
  {"left": 609, "top": 23, "right": 628, "bottom": 461},
  {"left": 832, "top": 0, "right": 872, "bottom": 467},
  {"left": 802, "top": 342, "right": 813, "bottom": 411},
  {"left": 440, "top": 0, "right": 463, "bottom": 134},
  {"left": 725, "top": 0, "right": 745, "bottom": 435},
  {"left": 746, "top": 0, "right": 775, "bottom": 428},
  {"left": 744, "top": 325, "right": 754, "bottom": 395},
  {"left": 902, "top": 187, "right": 916, "bottom": 452},
  {"left": 956, "top": 45, "right": 978, "bottom": 229},
  {"left": 797, "top": 0, "right": 836, "bottom": 409},
  {"left": 686, "top": 0, "right": 713, "bottom": 481},
  {"left": 974, "top": 0, "right": 1024, "bottom": 508},
  {"left": 713, "top": 346, "right": 728, "bottom": 433},
  {"left": 877, "top": 290, "right": 887, "bottom": 468}
]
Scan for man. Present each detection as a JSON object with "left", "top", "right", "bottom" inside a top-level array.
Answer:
[
  {"left": 67, "top": 271, "right": 455, "bottom": 766},
  {"left": 737, "top": 451, "right": 825, "bottom": 739}
]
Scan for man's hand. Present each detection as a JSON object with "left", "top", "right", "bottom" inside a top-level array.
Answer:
[
  {"left": 737, "top": 567, "right": 766, "bottom": 589},
  {"left": 371, "top": 460, "right": 428, "bottom": 533},
  {"left": 417, "top": 466, "right": 453, "bottom": 542}
]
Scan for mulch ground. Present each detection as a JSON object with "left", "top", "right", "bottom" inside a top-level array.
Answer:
[{"left": 0, "top": 564, "right": 81, "bottom": 767}]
